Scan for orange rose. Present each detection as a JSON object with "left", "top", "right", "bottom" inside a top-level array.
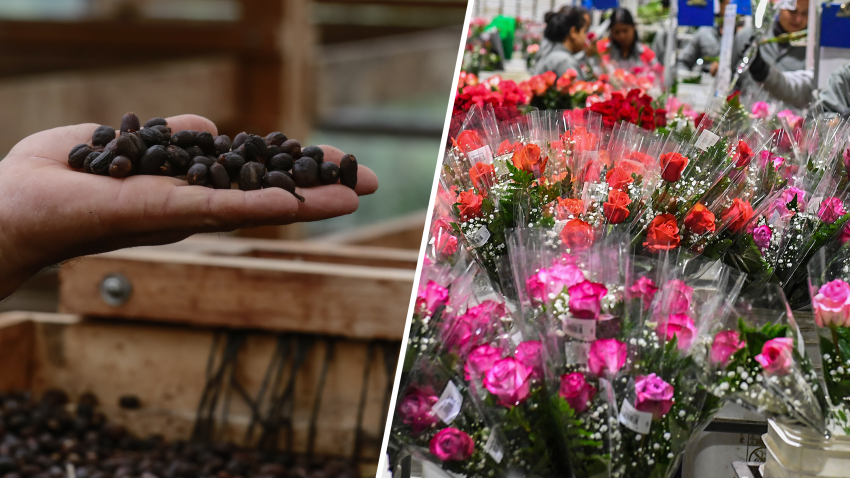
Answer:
[
  {"left": 542, "top": 71, "right": 557, "bottom": 86},
  {"left": 457, "top": 189, "right": 484, "bottom": 221},
  {"left": 643, "top": 214, "right": 681, "bottom": 252},
  {"left": 684, "top": 204, "right": 716, "bottom": 235},
  {"left": 606, "top": 166, "right": 634, "bottom": 190},
  {"left": 512, "top": 144, "right": 548, "bottom": 175},
  {"left": 469, "top": 162, "right": 495, "bottom": 193},
  {"left": 627, "top": 151, "right": 655, "bottom": 168},
  {"left": 603, "top": 190, "right": 631, "bottom": 224},
  {"left": 560, "top": 218, "right": 595, "bottom": 250},
  {"left": 720, "top": 198, "right": 754, "bottom": 233},
  {"left": 660, "top": 152, "right": 688, "bottom": 182},
  {"left": 557, "top": 197, "right": 585, "bottom": 218},
  {"left": 617, "top": 158, "right": 645, "bottom": 176},
  {"left": 454, "top": 130, "right": 484, "bottom": 154}
]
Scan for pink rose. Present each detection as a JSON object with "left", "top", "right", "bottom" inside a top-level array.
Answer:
[
  {"left": 434, "top": 232, "right": 458, "bottom": 259},
  {"left": 568, "top": 280, "right": 609, "bottom": 319},
  {"left": 484, "top": 358, "right": 532, "bottom": 407},
  {"left": 752, "top": 225, "right": 772, "bottom": 251},
  {"left": 628, "top": 276, "right": 658, "bottom": 309},
  {"left": 442, "top": 315, "right": 473, "bottom": 355},
  {"left": 587, "top": 339, "right": 627, "bottom": 377},
  {"left": 514, "top": 341, "right": 543, "bottom": 379},
  {"left": 397, "top": 387, "right": 439, "bottom": 433},
  {"left": 755, "top": 337, "right": 794, "bottom": 376},
  {"left": 710, "top": 330, "right": 745, "bottom": 366},
  {"left": 844, "top": 148, "right": 850, "bottom": 173},
  {"left": 634, "top": 373, "right": 674, "bottom": 419},
  {"left": 773, "top": 187, "right": 805, "bottom": 217},
  {"left": 841, "top": 223, "right": 850, "bottom": 245},
  {"left": 813, "top": 279, "right": 850, "bottom": 327},
  {"left": 526, "top": 264, "right": 586, "bottom": 304},
  {"left": 654, "top": 279, "right": 693, "bottom": 315},
  {"left": 656, "top": 313, "right": 697, "bottom": 350},
  {"left": 819, "top": 197, "right": 846, "bottom": 224},
  {"left": 429, "top": 428, "right": 475, "bottom": 461},
  {"left": 751, "top": 101, "right": 770, "bottom": 119},
  {"left": 417, "top": 281, "right": 449, "bottom": 314},
  {"left": 559, "top": 372, "right": 597, "bottom": 413},
  {"left": 462, "top": 300, "right": 507, "bottom": 331},
  {"left": 464, "top": 344, "right": 503, "bottom": 381},
  {"left": 777, "top": 110, "right": 803, "bottom": 129}
]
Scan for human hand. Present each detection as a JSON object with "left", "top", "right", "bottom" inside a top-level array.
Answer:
[
  {"left": 0, "top": 114, "right": 378, "bottom": 299},
  {"left": 710, "top": 61, "right": 719, "bottom": 76}
]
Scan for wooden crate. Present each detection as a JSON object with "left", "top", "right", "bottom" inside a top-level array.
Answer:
[
  {"left": 0, "top": 311, "right": 396, "bottom": 467},
  {"left": 59, "top": 236, "right": 417, "bottom": 340}
]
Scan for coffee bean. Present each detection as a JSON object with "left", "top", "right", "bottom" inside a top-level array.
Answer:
[
  {"left": 264, "top": 132, "right": 287, "bottom": 147},
  {"left": 115, "top": 133, "right": 144, "bottom": 162},
  {"left": 109, "top": 156, "right": 133, "bottom": 178},
  {"left": 196, "top": 132, "right": 215, "bottom": 156},
  {"left": 192, "top": 156, "right": 215, "bottom": 168},
  {"left": 292, "top": 158, "right": 319, "bottom": 187},
  {"left": 231, "top": 132, "right": 249, "bottom": 150},
  {"left": 213, "top": 135, "right": 231, "bottom": 156},
  {"left": 151, "top": 125, "right": 171, "bottom": 143},
  {"left": 339, "top": 154, "right": 357, "bottom": 190},
  {"left": 243, "top": 135, "right": 268, "bottom": 163},
  {"left": 263, "top": 171, "right": 304, "bottom": 202},
  {"left": 164, "top": 146, "right": 191, "bottom": 175},
  {"left": 266, "top": 154, "right": 293, "bottom": 172},
  {"left": 90, "top": 149, "right": 115, "bottom": 176},
  {"left": 319, "top": 162, "right": 339, "bottom": 185},
  {"left": 120, "top": 113, "right": 140, "bottom": 134},
  {"left": 139, "top": 146, "right": 167, "bottom": 175},
  {"left": 68, "top": 144, "right": 94, "bottom": 169},
  {"left": 301, "top": 146, "right": 324, "bottom": 164},
  {"left": 138, "top": 128, "right": 164, "bottom": 148},
  {"left": 144, "top": 117, "right": 167, "bottom": 128},
  {"left": 238, "top": 162, "right": 265, "bottom": 191},
  {"left": 280, "top": 139, "right": 301, "bottom": 159},
  {"left": 267, "top": 145, "right": 282, "bottom": 158},
  {"left": 209, "top": 163, "right": 231, "bottom": 190},
  {"left": 92, "top": 126, "right": 116, "bottom": 147},
  {"left": 217, "top": 153, "right": 245, "bottom": 179},
  {"left": 84, "top": 152, "right": 100, "bottom": 174},
  {"left": 183, "top": 146, "right": 204, "bottom": 162},
  {"left": 170, "top": 130, "right": 196, "bottom": 148},
  {"left": 186, "top": 164, "right": 209, "bottom": 187}
]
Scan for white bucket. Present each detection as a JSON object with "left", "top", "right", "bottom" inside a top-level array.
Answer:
[{"left": 763, "top": 420, "right": 850, "bottom": 477}]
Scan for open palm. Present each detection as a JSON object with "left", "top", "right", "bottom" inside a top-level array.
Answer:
[{"left": 0, "top": 114, "right": 379, "bottom": 298}]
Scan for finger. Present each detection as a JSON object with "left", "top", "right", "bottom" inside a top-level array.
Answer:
[
  {"left": 292, "top": 184, "right": 360, "bottom": 223},
  {"left": 317, "top": 145, "right": 379, "bottom": 196},
  {"left": 164, "top": 114, "right": 218, "bottom": 136}
]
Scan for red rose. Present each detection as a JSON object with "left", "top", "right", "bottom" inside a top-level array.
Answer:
[
  {"left": 660, "top": 152, "right": 688, "bottom": 182},
  {"left": 560, "top": 218, "right": 594, "bottom": 250},
  {"left": 721, "top": 198, "right": 754, "bottom": 233},
  {"left": 469, "top": 162, "right": 495, "bottom": 193},
  {"left": 684, "top": 203, "right": 716, "bottom": 235},
  {"left": 734, "top": 141, "right": 753, "bottom": 168},
  {"left": 726, "top": 91, "right": 741, "bottom": 108},
  {"left": 456, "top": 189, "right": 483, "bottom": 221},
  {"left": 643, "top": 214, "right": 681, "bottom": 252},
  {"left": 512, "top": 143, "right": 548, "bottom": 175},
  {"left": 557, "top": 197, "right": 585, "bottom": 218},
  {"left": 603, "top": 190, "right": 631, "bottom": 224},
  {"left": 605, "top": 166, "right": 633, "bottom": 190},
  {"left": 654, "top": 109, "right": 667, "bottom": 128},
  {"left": 694, "top": 113, "right": 712, "bottom": 131},
  {"left": 454, "top": 130, "right": 484, "bottom": 153}
]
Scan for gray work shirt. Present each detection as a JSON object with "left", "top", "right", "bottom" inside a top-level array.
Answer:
[
  {"left": 532, "top": 42, "right": 587, "bottom": 80},
  {"left": 732, "top": 21, "right": 806, "bottom": 92},
  {"left": 678, "top": 26, "right": 721, "bottom": 70}
]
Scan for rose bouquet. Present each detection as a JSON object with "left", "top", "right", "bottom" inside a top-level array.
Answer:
[
  {"left": 808, "top": 245, "right": 850, "bottom": 435},
  {"left": 588, "top": 89, "right": 667, "bottom": 132},
  {"left": 519, "top": 70, "right": 609, "bottom": 112},
  {"left": 704, "top": 284, "right": 826, "bottom": 434}
]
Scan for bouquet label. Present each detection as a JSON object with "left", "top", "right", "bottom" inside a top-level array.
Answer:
[
  {"left": 695, "top": 129, "right": 720, "bottom": 151},
  {"left": 510, "top": 327, "right": 524, "bottom": 346},
  {"left": 554, "top": 220, "right": 567, "bottom": 234},
  {"left": 432, "top": 381, "right": 463, "bottom": 424},
  {"left": 467, "top": 146, "right": 493, "bottom": 165},
  {"left": 563, "top": 316, "right": 596, "bottom": 341},
  {"left": 599, "top": 378, "right": 616, "bottom": 408},
  {"left": 466, "top": 225, "right": 491, "bottom": 247},
  {"left": 484, "top": 427, "right": 504, "bottom": 463},
  {"left": 619, "top": 399, "right": 652, "bottom": 435},
  {"left": 565, "top": 341, "right": 591, "bottom": 365}
]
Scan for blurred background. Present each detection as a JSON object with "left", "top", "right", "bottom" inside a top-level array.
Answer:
[
  {"left": 0, "top": 1, "right": 466, "bottom": 474},
  {"left": 0, "top": 0, "right": 467, "bottom": 312}
]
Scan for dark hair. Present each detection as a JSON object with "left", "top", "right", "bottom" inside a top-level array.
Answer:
[
  {"left": 543, "top": 7, "right": 589, "bottom": 43},
  {"left": 608, "top": 7, "right": 636, "bottom": 29}
]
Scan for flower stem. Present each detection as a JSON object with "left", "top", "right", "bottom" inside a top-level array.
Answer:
[{"left": 832, "top": 325, "right": 843, "bottom": 363}]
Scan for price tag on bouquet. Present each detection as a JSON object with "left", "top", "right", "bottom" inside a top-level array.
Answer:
[
  {"left": 467, "top": 146, "right": 494, "bottom": 165},
  {"left": 466, "top": 225, "right": 491, "bottom": 248},
  {"left": 432, "top": 381, "right": 463, "bottom": 424},
  {"left": 484, "top": 426, "right": 505, "bottom": 463},
  {"left": 563, "top": 317, "right": 596, "bottom": 341},
  {"left": 619, "top": 399, "right": 653, "bottom": 435},
  {"left": 565, "top": 341, "right": 591, "bottom": 366},
  {"left": 694, "top": 129, "right": 720, "bottom": 151}
]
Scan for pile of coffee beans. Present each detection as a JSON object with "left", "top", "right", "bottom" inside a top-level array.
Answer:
[
  {"left": 68, "top": 113, "right": 359, "bottom": 202},
  {"left": 0, "top": 390, "right": 360, "bottom": 478}
]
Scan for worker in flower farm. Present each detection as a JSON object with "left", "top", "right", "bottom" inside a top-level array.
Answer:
[
  {"left": 533, "top": 7, "right": 592, "bottom": 79},
  {"left": 535, "top": 5, "right": 575, "bottom": 66},
  {"left": 0, "top": 115, "right": 379, "bottom": 301},
  {"left": 731, "top": 0, "right": 808, "bottom": 92},
  {"left": 605, "top": 8, "right": 660, "bottom": 71},
  {"left": 487, "top": 14, "right": 517, "bottom": 60},
  {"left": 677, "top": 0, "right": 733, "bottom": 74}
]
